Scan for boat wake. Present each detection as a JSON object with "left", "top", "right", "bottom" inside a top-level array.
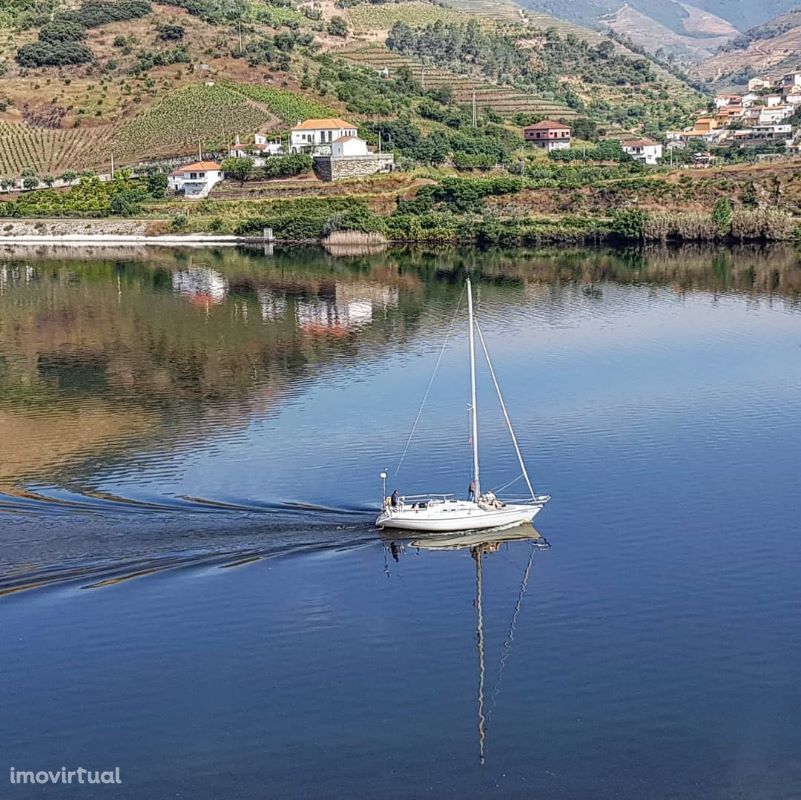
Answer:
[
  {"left": 0, "top": 535, "right": 374, "bottom": 597},
  {"left": 0, "top": 487, "right": 379, "bottom": 596},
  {"left": 0, "top": 487, "right": 372, "bottom": 519}
]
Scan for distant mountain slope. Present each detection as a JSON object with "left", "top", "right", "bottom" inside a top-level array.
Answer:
[
  {"left": 695, "top": 8, "right": 801, "bottom": 86},
  {"left": 606, "top": 3, "right": 737, "bottom": 60},
  {"left": 515, "top": 0, "right": 801, "bottom": 58},
  {"left": 519, "top": 0, "right": 800, "bottom": 30}
]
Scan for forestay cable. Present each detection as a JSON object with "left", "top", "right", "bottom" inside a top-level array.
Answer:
[
  {"left": 394, "top": 285, "right": 466, "bottom": 478},
  {"left": 475, "top": 319, "right": 537, "bottom": 500}
]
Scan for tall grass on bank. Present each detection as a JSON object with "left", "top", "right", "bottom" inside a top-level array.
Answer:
[
  {"left": 632, "top": 208, "right": 797, "bottom": 243},
  {"left": 730, "top": 209, "right": 796, "bottom": 241},
  {"left": 643, "top": 212, "right": 718, "bottom": 242}
]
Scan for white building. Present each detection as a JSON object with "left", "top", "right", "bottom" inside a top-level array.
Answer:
[
  {"left": 758, "top": 105, "right": 794, "bottom": 125},
  {"left": 748, "top": 77, "right": 772, "bottom": 92},
  {"left": 290, "top": 118, "right": 358, "bottom": 154},
  {"left": 254, "top": 126, "right": 284, "bottom": 155},
  {"left": 621, "top": 137, "right": 663, "bottom": 165},
  {"left": 765, "top": 94, "right": 783, "bottom": 107},
  {"left": 732, "top": 124, "right": 793, "bottom": 147},
  {"left": 229, "top": 136, "right": 249, "bottom": 158},
  {"left": 229, "top": 136, "right": 282, "bottom": 163},
  {"left": 331, "top": 135, "right": 368, "bottom": 157},
  {"left": 168, "top": 161, "right": 224, "bottom": 199},
  {"left": 781, "top": 71, "right": 801, "bottom": 90},
  {"left": 714, "top": 95, "right": 742, "bottom": 109}
]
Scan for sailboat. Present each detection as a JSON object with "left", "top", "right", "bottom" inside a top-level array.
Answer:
[{"left": 376, "top": 277, "right": 549, "bottom": 533}]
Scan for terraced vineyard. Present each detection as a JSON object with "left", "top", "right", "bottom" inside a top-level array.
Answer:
[
  {"left": 439, "top": 0, "right": 521, "bottom": 21},
  {"left": 229, "top": 85, "right": 340, "bottom": 125},
  {"left": 0, "top": 123, "right": 117, "bottom": 177},
  {"left": 342, "top": 48, "right": 577, "bottom": 119},
  {"left": 0, "top": 82, "right": 347, "bottom": 176},
  {"left": 113, "top": 85, "right": 273, "bottom": 162}
]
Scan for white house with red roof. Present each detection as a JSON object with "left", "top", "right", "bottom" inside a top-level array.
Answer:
[
  {"left": 290, "top": 118, "right": 358, "bottom": 153},
  {"left": 168, "top": 161, "right": 224, "bottom": 198},
  {"left": 523, "top": 120, "right": 572, "bottom": 151}
]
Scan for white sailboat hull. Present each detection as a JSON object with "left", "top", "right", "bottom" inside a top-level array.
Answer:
[{"left": 376, "top": 498, "right": 548, "bottom": 533}]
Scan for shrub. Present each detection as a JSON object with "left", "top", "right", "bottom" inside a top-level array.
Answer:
[
  {"left": 611, "top": 209, "right": 648, "bottom": 240},
  {"left": 711, "top": 197, "right": 733, "bottom": 236},
  {"left": 260, "top": 153, "right": 312, "bottom": 179},
  {"left": 157, "top": 23, "right": 184, "bottom": 40},
  {"left": 38, "top": 22, "right": 87, "bottom": 44},
  {"left": 221, "top": 156, "right": 254, "bottom": 184},
  {"left": 327, "top": 16, "right": 348, "bottom": 37},
  {"left": 171, "top": 214, "right": 188, "bottom": 231},
  {"left": 68, "top": 0, "right": 151, "bottom": 28},
  {"left": 16, "top": 41, "right": 93, "bottom": 67}
]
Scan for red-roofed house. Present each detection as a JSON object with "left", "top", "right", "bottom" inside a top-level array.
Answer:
[
  {"left": 290, "top": 118, "right": 358, "bottom": 153},
  {"left": 168, "top": 161, "right": 224, "bottom": 198},
  {"left": 524, "top": 120, "right": 571, "bottom": 151}
]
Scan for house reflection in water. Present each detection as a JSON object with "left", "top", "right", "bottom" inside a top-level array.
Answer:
[
  {"left": 257, "top": 289, "right": 287, "bottom": 322},
  {"left": 171, "top": 267, "right": 229, "bottom": 307},
  {"left": 296, "top": 283, "right": 399, "bottom": 336}
]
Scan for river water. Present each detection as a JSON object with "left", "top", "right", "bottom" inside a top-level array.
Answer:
[{"left": 1, "top": 244, "right": 800, "bottom": 798}]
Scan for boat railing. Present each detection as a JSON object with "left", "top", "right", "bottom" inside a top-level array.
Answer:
[{"left": 399, "top": 493, "right": 456, "bottom": 500}]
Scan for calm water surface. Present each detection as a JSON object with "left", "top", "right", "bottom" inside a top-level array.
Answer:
[{"left": 1, "top": 244, "right": 800, "bottom": 798}]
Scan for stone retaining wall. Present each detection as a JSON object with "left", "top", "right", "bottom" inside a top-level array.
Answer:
[{"left": 314, "top": 154, "right": 395, "bottom": 182}]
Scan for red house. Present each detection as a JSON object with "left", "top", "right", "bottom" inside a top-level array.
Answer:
[{"left": 524, "top": 120, "right": 572, "bottom": 151}]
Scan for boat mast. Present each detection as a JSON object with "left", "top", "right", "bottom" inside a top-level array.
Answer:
[{"left": 467, "top": 277, "right": 480, "bottom": 498}]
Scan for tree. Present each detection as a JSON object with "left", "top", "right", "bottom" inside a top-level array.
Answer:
[
  {"left": 109, "top": 190, "right": 142, "bottom": 216},
  {"left": 221, "top": 156, "right": 254, "bottom": 184},
  {"left": 611, "top": 209, "right": 648, "bottom": 240},
  {"left": 327, "top": 16, "right": 347, "bottom": 37},
  {"left": 740, "top": 181, "right": 758, "bottom": 209},
  {"left": 146, "top": 171, "right": 168, "bottom": 198},
  {"left": 711, "top": 197, "right": 733, "bottom": 237},
  {"left": 22, "top": 175, "right": 39, "bottom": 190},
  {"left": 158, "top": 22, "right": 184, "bottom": 40}
]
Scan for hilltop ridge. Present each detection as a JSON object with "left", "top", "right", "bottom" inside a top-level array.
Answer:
[{"left": 695, "top": 8, "right": 801, "bottom": 88}]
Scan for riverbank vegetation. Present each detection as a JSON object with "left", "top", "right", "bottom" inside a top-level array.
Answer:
[{"left": 4, "top": 160, "right": 801, "bottom": 245}]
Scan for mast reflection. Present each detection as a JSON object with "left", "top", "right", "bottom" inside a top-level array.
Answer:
[{"left": 383, "top": 525, "right": 550, "bottom": 765}]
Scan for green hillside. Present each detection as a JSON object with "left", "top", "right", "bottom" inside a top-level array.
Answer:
[{"left": 0, "top": 0, "right": 703, "bottom": 176}]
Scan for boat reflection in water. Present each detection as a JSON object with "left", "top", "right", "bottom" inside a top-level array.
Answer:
[{"left": 383, "top": 525, "right": 550, "bottom": 766}]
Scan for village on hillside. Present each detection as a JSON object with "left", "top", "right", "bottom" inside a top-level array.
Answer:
[
  {"left": 666, "top": 71, "right": 801, "bottom": 165},
  {"left": 167, "top": 76, "right": 801, "bottom": 200}
]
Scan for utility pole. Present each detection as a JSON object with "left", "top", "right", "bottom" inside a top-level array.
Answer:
[
  {"left": 198, "top": 139, "right": 202, "bottom": 161},
  {"left": 238, "top": 19, "right": 243, "bottom": 53},
  {"left": 472, "top": 90, "right": 477, "bottom": 128},
  {"left": 110, "top": 152, "right": 115, "bottom": 178},
  {"left": 421, "top": 66, "right": 425, "bottom": 91}
]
